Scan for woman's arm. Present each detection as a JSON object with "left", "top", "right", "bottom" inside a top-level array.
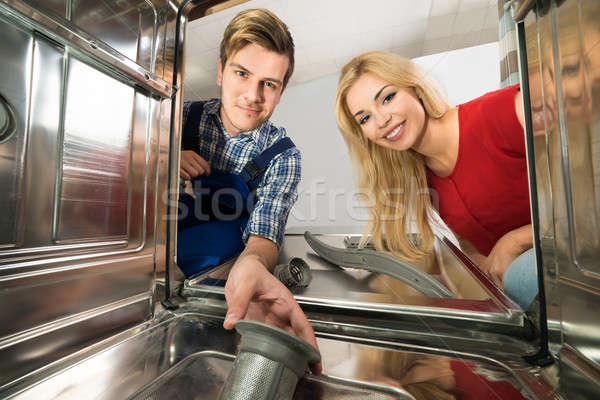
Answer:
[
  {"left": 456, "top": 235, "right": 487, "bottom": 267},
  {"left": 482, "top": 224, "right": 533, "bottom": 287},
  {"left": 514, "top": 89, "right": 526, "bottom": 130}
]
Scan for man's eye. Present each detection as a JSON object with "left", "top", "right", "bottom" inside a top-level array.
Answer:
[
  {"left": 236, "top": 70, "right": 247, "bottom": 77},
  {"left": 359, "top": 115, "right": 370, "bottom": 125},
  {"left": 383, "top": 92, "right": 396, "bottom": 104},
  {"left": 263, "top": 81, "right": 276, "bottom": 89}
]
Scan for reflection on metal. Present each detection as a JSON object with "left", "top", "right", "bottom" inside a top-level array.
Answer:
[
  {"left": 186, "top": 234, "right": 529, "bottom": 333},
  {"left": 304, "top": 231, "right": 454, "bottom": 298},
  {"left": 23, "top": 34, "right": 63, "bottom": 248},
  {"left": 164, "top": 0, "right": 195, "bottom": 299},
  {"left": 559, "top": 345, "right": 600, "bottom": 399},
  {"left": 71, "top": 0, "right": 159, "bottom": 71},
  {"left": 514, "top": 0, "right": 544, "bottom": 21},
  {"left": 0, "top": 295, "right": 153, "bottom": 395},
  {"left": 0, "top": 0, "right": 173, "bottom": 98},
  {"left": 21, "top": 0, "right": 67, "bottom": 18},
  {"left": 131, "top": 351, "right": 414, "bottom": 400},
  {"left": 0, "top": 0, "right": 173, "bottom": 391},
  {"left": 154, "top": 99, "right": 172, "bottom": 286},
  {"left": 442, "top": 238, "right": 523, "bottom": 312},
  {"left": 0, "top": 15, "right": 33, "bottom": 249},
  {"left": 554, "top": 1, "right": 600, "bottom": 277},
  {"left": 188, "top": 0, "right": 248, "bottom": 21},
  {"left": 3, "top": 312, "right": 552, "bottom": 400},
  {"left": 343, "top": 234, "right": 376, "bottom": 249},
  {"left": 0, "top": 94, "right": 17, "bottom": 143},
  {"left": 522, "top": 0, "right": 600, "bottom": 396},
  {"left": 55, "top": 58, "right": 133, "bottom": 242}
]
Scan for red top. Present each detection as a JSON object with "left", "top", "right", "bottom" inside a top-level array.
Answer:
[
  {"left": 428, "top": 84, "right": 530, "bottom": 256},
  {"left": 450, "top": 360, "right": 526, "bottom": 399}
]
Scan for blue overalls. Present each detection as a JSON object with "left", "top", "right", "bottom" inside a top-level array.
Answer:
[{"left": 177, "top": 101, "right": 295, "bottom": 277}]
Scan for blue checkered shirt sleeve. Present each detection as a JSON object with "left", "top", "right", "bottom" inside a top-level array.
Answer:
[
  {"left": 182, "top": 101, "right": 192, "bottom": 127},
  {"left": 243, "top": 147, "right": 301, "bottom": 248}
]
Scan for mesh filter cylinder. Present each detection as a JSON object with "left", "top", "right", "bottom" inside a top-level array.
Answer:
[
  {"left": 218, "top": 320, "right": 321, "bottom": 400},
  {"left": 273, "top": 257, "right": 312, "bottom": 288}
]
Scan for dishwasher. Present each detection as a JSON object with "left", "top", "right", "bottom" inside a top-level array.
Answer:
[{"left": 0, "top": 0, "right": 598, "bottom": 398}]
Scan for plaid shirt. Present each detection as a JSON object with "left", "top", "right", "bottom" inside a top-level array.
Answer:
[{"left": 182, "top": 98, "right": 301, "bottom": 248}]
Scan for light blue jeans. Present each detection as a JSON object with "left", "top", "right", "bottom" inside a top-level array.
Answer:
[{"left": 502, "top": 248, "right": 538, "bottom": 309}]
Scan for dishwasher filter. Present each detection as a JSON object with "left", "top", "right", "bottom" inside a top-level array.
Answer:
[{"left": 218, "top": 320, "right": 321, "bottom": 399}]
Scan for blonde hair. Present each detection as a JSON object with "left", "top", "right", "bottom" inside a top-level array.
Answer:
[
  {"left": 220, "top": 8, "right": 294, "bottom": 88},
  {"left": 335, "top": 51, "right": 450, "bottom": 261},
  {"left": 357, "top": 348, "right": 456, "bottom": 400}
]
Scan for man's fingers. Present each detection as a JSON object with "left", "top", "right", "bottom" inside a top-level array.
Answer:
[
  {"left": 223, "top": 281, "right": 255, "bottom": 330},
  {"left": 187, "top": 156, "right": 208, "bottom": 176},
  {"left": 181, "top": 159, "right": 200, "bottom": 178},
  {"left": 183, "top": 158, "right": 205, "bottom": 177},
  {"left": 289, "top": 306, "right": 318, "bottom": 348},
  {"left": 179, "top": 157, "right": 193, "bottom": 178},
  {"left": 289, "top": 307, "right": 322, "bottom": 375},
  {"left": 310, "top": 361, "right": 323, "bottom": 375},
  {"left": 289, "top": 303, "right": 321, "bottom": 375},
  {"left": 181, "top": 151, "right": 210, "bottom": 177},
  {"left": 191, "top": 152, "right": 211, "bottom": 174}
]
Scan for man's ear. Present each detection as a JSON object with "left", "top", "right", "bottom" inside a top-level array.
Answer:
[{"left": 216, "top": 58, "right": 223, "bottom": 86}]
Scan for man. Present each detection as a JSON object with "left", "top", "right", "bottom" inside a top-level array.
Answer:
[{"left": 178, "top": 9, "right": 321, "bottom": 373}]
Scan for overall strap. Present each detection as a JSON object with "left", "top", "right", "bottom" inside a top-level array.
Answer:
[
  {"left": 240, "top": 136, "right": 296, "bottom": 191},
  {"left": 182, "top": 101, "right": 205, "bottom": 150}
]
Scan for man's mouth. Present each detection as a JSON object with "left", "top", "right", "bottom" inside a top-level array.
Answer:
[{"left": 238, "top": 105, "right": 261, "bottom": 114}]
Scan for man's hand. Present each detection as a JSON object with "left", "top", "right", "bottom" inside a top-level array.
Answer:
[
  {"left": 180, "top": 150, "right": 210, "bottom": 179},
  {"left": 481, "top": 225, "right": 533, "bottom": 287},
  {"left": 223, "top": 236, "right": 322, "bottom": 374}
]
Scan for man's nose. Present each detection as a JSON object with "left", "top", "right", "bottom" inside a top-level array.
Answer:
[{"left": 244, "top": 81, "right": 264, "bottom": 104}]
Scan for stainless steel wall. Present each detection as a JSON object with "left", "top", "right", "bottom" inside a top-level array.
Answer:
[
  {"left": 0, "top": 0, "right": 179, "bottom": 391},
  {"left": 523, "top": 0, "right": 600, "bottom": 396}
]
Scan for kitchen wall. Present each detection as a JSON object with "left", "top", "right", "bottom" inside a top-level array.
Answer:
[{"left": 271, "top": 42, "right": 502, "bottom": 235}]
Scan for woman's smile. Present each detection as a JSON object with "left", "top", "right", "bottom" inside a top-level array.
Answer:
[
  {"left": 384, "top": 121, "right": 406, "bottom": 141},
  {"left": 346, "top": 72, "right": 426, "bottom": 151}
]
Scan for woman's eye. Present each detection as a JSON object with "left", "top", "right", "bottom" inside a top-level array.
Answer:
[
  {"left": 562, "top": 61, "right": 580, "bottom": 76},
  {"left": 359, "top": 115, "right": 370, "bottom": 125},
  {"left": 236, "top": 70, "right": 247, "bottom": 77},
  {"left": 383, "top": 92, "right": 396, "bottom": 104}
]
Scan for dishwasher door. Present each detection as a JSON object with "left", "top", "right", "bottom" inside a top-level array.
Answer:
[{"left": 186, "top": 232, "right": 533, "bottom": 341}]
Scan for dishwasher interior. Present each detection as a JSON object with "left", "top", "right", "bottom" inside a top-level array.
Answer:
[
  {"left": 1, "top": 0, "right": 599, "bottom": 399},
  {"left": 5, "top": 309, "right": 550, "bottom": 400}
]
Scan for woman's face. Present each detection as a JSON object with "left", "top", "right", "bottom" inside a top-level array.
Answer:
[
  {"left": 345, "top": 72, "right": 426, "bottom": 151},
  {"left": 528, "top": 63, "right": 557, "bottom": 133}
]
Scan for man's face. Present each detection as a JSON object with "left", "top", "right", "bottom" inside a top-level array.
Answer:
[{"left": 216, "top": 43, "right": 289, "bottom": 136}]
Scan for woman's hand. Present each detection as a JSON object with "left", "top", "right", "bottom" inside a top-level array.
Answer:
[{"left": 481, "top": 225, "right": 533, "bottom": 287}]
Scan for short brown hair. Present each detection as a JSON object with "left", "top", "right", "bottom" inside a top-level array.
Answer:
[{"left": 220, "top": 8, "right": 295, "bottom": 88}]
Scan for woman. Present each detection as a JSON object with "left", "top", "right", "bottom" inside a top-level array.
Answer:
[{"left": 334, "top": 51, "right": 537, "bottom": 309}]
